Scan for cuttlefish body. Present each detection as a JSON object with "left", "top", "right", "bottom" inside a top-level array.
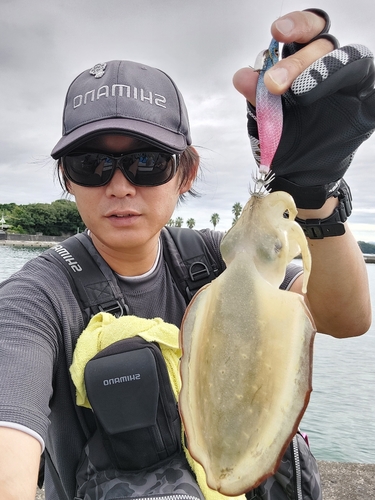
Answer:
[{"left": 179, "top": 190, "right": 316, "bottom": 496}]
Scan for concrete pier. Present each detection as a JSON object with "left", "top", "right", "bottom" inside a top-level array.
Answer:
[
  {"left": 363, "top": 253, "right": 375, "bottom": 263},
  {"left": 318, "top": 461, "right": 375, "bottom": 499},
  {"left": 0, "top": 234, "right": 62, "bottom": 248},
  {"left": 0, "top": 240, "right": 57, "bottom": 248}
]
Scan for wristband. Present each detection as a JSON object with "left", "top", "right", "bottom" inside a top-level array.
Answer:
[{"left": 295, "top": 179, "right": 352, "bottom": 239}]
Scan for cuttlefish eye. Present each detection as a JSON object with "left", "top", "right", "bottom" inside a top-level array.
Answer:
[
  {"left": 257, "top": 237, "right": 283, "bottom": 262},
  {"left": 274, "top": 239, "right": 282, "bottom": 253}
]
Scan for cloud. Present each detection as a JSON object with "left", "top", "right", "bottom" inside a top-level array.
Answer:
[{"left": 1, "top": 0, "right": 375, "bottom": 240}]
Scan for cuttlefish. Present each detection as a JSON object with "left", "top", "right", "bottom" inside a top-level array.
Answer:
[
  {"left": 179, "top": 189, "right": 316, "bottom": 495},
  {"left": 179, "top": 38, "right": 316, "bottom": 496}
]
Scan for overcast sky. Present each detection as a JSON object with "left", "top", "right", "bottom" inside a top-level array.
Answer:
[{"left": 1, "top": 0, "right": 375, "bottom": 240}]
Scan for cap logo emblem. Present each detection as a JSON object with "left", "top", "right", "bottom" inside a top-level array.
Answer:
[{"left": 89, "top": 63, "right": 107, "bottom": 79}]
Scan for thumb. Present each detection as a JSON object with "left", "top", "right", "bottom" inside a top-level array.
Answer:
[{"left": 232, "top": 67, "right": 258, "bottom": 106}]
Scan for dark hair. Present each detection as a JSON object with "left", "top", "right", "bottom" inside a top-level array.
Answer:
[
  {"left": 177, "top": 146, "right": 200, "bottom": 201},
  {"left": 56, "top": 145, "right": 200, "bottom": 201}
]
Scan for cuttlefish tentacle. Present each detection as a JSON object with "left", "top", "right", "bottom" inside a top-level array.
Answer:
[
  {"left": 179, "top": 190, "right": 316, "bottom": 495},
  {"left": 254, "top": 189, "right": 311, "bottom": 293}
]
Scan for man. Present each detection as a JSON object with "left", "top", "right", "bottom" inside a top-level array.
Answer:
[{"left": 0, "top": 9, "right": 372, "bottom": 500}]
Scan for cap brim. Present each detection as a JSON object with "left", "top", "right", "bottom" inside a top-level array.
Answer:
[{"left": 51, "top": 118, "right": 189, "bottom": 158}]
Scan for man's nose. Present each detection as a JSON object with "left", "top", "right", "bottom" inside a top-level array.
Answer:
[{"left": 105, "top": 166, "right": 137, "bottom": 196}]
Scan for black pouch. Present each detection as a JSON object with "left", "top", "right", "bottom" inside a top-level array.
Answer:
[
  {"left": 246, "top": 432, "right": 322, "bottom": 500},
  {"left": 83, "top": 336, "right": 181, "bottom": 470},
  {"left": 75, "top": 336, "right": 204, "bottom": 500}
]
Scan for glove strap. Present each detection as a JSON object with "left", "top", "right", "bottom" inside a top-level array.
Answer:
[
  {"left": 295, "top": 179, "right": 352, "bottom": 239},
  {"left": 269, "top": 177, "right": 342, "bottom": 209}
]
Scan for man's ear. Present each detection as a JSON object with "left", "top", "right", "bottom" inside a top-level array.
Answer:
[{"left": 66, "top": 180, "right": 73, "bottom": 194}]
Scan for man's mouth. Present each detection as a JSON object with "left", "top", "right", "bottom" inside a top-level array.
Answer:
[
  {"left": 106, "top": 211, "right": 140, "bottom": 218},
  {"left": 106, "top": 211, "right": 141, "bottom": 223}
]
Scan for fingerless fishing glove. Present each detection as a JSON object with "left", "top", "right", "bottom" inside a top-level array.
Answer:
[{"left": 248, "top": 10, "right": 375, "bottom": 209}]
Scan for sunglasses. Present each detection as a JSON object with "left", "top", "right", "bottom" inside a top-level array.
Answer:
[{"left": 62, "top": 151, "right": 179, "bottom": 187}]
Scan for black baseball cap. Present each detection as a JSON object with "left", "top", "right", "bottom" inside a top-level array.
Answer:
[{"left": 51, "top": 60, "right": 191, "bottom": 158}]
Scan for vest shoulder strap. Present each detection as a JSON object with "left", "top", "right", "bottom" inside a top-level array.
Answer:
[
  {"left": 161, "top": 226, "right": 221, "bottom": 303},
  {"left": 41, "top": 232, "right": 128, "bottom": 321},
  {"left": 41, "top": 228, "right": 222, "bottom": 320}
]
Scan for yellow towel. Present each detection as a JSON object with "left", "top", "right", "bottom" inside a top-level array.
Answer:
[{"left": 70, "top": 312, "right": 245, "bottom": 500}]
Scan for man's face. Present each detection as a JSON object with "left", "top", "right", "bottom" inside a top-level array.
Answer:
[{"left": 66, "top": 134, "right": 193, "bottom": 260}]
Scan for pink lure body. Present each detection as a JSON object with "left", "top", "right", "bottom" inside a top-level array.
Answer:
[{"left": 256, "top": 39, "right": 283, "bottom": 174}]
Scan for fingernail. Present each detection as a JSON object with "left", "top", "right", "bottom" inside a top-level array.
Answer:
[
  {"left": 275, "top": 17, "right": 295, "bottom": 36},
  {"left": 267, "top": 67, "right": 289, "bottom": 87}
]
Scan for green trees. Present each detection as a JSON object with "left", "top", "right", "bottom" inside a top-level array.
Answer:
[
  {"left": 210, "top": 213, "right": 220, "bottom": 230},
  {"left": 0, "top": 203, "right": 16, "bottom": 214},
  {"left": 232, "top": 202, "right": 242, "bottom": 226},
  {"left": 166, "top": 217, "right": 195, "bottom": 229},
  {"left": 5, "top": 200, "right": 85, "bottom": 236},
  {"left": 50, "top": 200, "right": 86, "bottom": 235},
  {"left": 186, "top": 218, "right": 195, "bottom": 229},
  {"left": 174, "top": 217, "right": 184, "bottom": 227}
]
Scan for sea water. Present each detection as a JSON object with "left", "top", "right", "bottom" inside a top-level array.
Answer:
[{"left": 301, "top": 263, "right": 375, "bottom": 463}]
